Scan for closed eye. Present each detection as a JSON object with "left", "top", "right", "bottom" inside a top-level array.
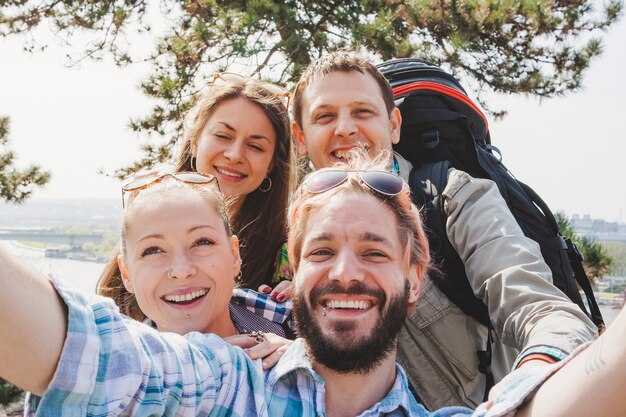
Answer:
[
  {"left": 247, "top": 142, "right": 265, "bottom": 152},
  {"left": 215, "top": 133, "right": 232, "bottom": 141}
]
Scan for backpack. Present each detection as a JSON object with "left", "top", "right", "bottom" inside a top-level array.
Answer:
[{"left": 377, "top": 58, "right": 604, "bottom": 394}]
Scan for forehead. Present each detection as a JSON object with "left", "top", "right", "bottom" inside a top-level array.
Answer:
[
  {"left": 126, "top": 191, "right": 221, "bottom": 235},
  {"left": 302, "top": 192, "right": 401, "bottom": 245},
  {"left": 301, "top": 70, "right": 386, "bottom": 112}
]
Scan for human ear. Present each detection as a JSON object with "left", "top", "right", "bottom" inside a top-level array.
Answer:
[
  {"left": 292, "top": 121, "right": 309, "bottom": 157},
  {"left": 389, "top": 107, "right": 402, "bottom": 145},
  {"left": 231, "top": 235, "right": 242, "bottom": 277},
  {"left": 117, "top": 255, "right": 134, "bottom": 294},
  {"left": 407, "top": 263, "right": 424, "bottom": 306}
]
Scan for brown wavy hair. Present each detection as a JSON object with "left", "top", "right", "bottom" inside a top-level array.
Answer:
[{"left": 176, "top": 79, "right": 296, "bottom": 290}]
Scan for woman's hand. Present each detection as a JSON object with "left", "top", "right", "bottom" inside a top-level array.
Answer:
[
  {"left": 225, "top": 332, "right": 293, "bottom": 370},
  {"left": 259, "top": 280, "right": 293, "bottom": 302}
]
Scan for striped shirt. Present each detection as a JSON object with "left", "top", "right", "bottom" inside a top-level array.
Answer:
[{"left": 29, "top": 279, "right": 572, "bottom": 417}]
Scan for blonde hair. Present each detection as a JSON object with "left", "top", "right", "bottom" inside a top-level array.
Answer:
[
  {"left": 287, "top": 157, "right": 430, "bottom": 278},
  {"left": 96, "top": 178, "right": 230, "bottom": 321}
]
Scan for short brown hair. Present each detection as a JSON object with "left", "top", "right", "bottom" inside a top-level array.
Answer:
[{"left": 292, "top": 49, "right": 395, "bottom": 127}]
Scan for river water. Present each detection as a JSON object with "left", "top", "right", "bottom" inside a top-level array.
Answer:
[
  {"left": 1, "top": 241, "right": 622, "bottom": 326},
  {"left": 2, "top": 241, "right": 103, "bottom": 294}
]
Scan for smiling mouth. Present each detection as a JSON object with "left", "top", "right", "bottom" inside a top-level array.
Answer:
[
  {"left": 215, "top": 166, "right": 246, "bottom": 179},
  {"left": 162, "top": 289, "right": 209, "bottom": 305},
  {"left": 322, "top": 299, "right": 373, "bottom": 310},
  {"left": 331, "top": 146, "right": 370, "bottom": 162}
]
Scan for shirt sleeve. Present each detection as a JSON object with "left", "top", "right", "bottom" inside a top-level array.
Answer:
[
  {"left": 470, "top": 343, "right": 590, "bottom": 417},
  {"left": 443, "top": 169, "right": 597, "bottom": 361},
  {"left": 35, "top": 278, "right": 267, "bottom": 417}
]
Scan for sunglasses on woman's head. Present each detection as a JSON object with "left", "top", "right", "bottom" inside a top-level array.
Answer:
[
  {"left": 122, "top": 172, "right": 218, "bottom": 208},
  {"left": 211, "top": 72, "right": 291, "bottom": 108},
  {"left": 302, "top": 170, "right": 405, "bottom": 196}
]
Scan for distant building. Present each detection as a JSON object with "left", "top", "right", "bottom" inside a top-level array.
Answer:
[{"left": 571, "top": 214, "right": 626, "bottom": 242}]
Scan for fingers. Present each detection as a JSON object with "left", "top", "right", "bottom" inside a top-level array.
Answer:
[
  {"left": 259, "top": 281, "right": 293, "bottom": 303},
  {"left": 271, "top": 281, "right": 294, "bottom": 302},
  {"left": 258, "top": 342, "right": 291, "bottom": 370},
  {"left": 223, "top": 334, "right": 259, "bottom": 349},
  {"left": 227, "top": 332, "right": 293, "bottom": 370}
]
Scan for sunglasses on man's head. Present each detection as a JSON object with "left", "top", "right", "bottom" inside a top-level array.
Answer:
[
  {"left": 211, "top": 72, "right": 291, "bottom": 108},
  {"left": 122, "top": 172, "right": 218, "bottom": 208},
  {"left": 303, "top": 170, "right": 405, "bottom": 196}
]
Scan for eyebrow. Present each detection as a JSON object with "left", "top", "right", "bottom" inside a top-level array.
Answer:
[
  {"left": 137, "top": 225, "right": 217, "bottom": 243},
  {"left": 360, "top": 232, "right": 390, "bottom": 244},
  {"left": 312, "top": 100, "right": 376, "bottom": 110},
  {"left": 217, "top": 121, "right": 271, "bottom": 142},
  {"left": 307, "top": 231, "right": 392, "bottom": 245}
]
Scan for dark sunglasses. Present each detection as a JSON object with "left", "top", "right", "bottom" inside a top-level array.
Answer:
[
  {"left": 302, "top": 170, "right": 405, "bottom": 196},
  {"left": 122, "top": 172, "right": 218, "bottom": 208}
]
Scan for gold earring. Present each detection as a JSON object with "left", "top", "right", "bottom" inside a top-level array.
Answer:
[{"left": 258, "top": 176, "right": 272, "bottom": 192}]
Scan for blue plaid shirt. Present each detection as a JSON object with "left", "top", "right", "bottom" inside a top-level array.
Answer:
[{"left": 29, "top": 279, "right": 577, "bottom": 417}]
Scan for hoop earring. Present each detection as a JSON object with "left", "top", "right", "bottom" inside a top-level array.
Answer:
[
  {"left": 190, "top": 156, "right": 197, "bottom": 172},
  {"left": 259, "top": 176, "right": 272, "bottom": 192}
]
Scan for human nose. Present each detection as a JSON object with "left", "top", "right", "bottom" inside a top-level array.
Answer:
[
  {"left": 167, "top": 251, "right": 197, "bottom": 281},
  {"left": 334, "top": 111, "right": 358, "bottom": 139},
  {"left": 222, "top": 140, "right": 244, "bottom": 162},
  {"left": 327, "top": 249, "right": 365, "bottom": 285}
]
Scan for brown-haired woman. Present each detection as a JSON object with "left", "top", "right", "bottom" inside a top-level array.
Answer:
[{"left": 98, "top": 75, "right": 296, "bottom": 320}]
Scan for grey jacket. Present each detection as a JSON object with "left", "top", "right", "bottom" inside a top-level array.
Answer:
[{"left": 395, "top": 154, "right": 597, "bottom": 410}]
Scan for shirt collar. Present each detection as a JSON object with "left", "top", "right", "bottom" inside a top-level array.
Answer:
[{"left": 268, "top": 339, "right": 423, "bottom": 415}]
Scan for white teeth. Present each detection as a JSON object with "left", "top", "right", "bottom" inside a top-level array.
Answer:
[
  {"left": 216, "top": 167, "right": 243, "bottom": 178},
  {"left": 325, "top": 299, "right": 371, "bottom": 310},
  {"left": 333, "top": 150, "right": 352, "bottom": 160},
  {"left": 163, "top": 289, "right": 208, "bottom": 303}
]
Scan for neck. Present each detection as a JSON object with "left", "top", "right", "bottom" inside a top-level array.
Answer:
[
  {"left": 202, "top": 312, "right": 238, "bottom": 338},
  {"left": 312, "top": 349, "right": 398, "bottom": 417}
]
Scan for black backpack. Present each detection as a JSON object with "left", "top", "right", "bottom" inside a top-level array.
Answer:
[{"left": 377, "top": 58, "right": 604, "bottom": 336}]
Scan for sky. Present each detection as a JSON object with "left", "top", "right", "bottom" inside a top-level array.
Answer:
[{"left": 1, "top": 14, "right": 625, "bottom": 222}]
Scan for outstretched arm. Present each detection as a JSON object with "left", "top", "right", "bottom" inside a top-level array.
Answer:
[
  {"left": 517, "top": 304, "right": 626, "bottom": 417},
  {"left": 444, "top": 170, "right": 597, "bottom": 353},
  {"left": 0, "top": 247, "right": 67, "bottom": 395}
]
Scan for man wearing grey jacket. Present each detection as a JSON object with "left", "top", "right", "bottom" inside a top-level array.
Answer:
[{"left": 291, "top": 49, "right": 598, "bottom": 410}]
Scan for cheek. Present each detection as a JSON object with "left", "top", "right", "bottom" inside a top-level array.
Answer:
[{"left": 195, "top": 139, "right": 219, "bottom": 167}]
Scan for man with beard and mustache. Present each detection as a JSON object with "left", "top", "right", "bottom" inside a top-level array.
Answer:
[
  {"left": 290, "top": 49, "right": 598, "bottom": 410},
  {"left": 0, "top": 164, "right": 625, "bottom": 417}
]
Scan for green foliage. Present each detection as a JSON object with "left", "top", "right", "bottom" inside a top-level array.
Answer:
[
  {"left": 0, "top": 117, "right": 51, "bottom": 202},
  {"left": 602, "top": 241, "right": 626, "bottom": 276},
  {"left": 556, "top": 211, "right": 614, "bottom": 283},
  {"left": 0, "top": 377, "right": 23, "bottom": 408},
  {"left": 1, "top": 1, "right": 623, "bottom": 176}
]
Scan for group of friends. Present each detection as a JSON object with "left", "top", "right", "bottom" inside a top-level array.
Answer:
[{"left": 0, "top": 50, "right": 625, "bottom": 417}]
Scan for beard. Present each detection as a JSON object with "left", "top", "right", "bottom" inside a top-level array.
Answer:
[{"left": 293, "top": 280, "right": 410, "bottom": 374}]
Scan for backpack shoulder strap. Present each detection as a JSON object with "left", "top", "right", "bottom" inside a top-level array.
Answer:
[{"left": 408, "top": 161, "right": 492, "bottom": 328}]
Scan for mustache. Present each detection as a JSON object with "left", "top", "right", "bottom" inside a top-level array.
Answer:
[{"left": 309, "top": 281, "right": 386, "bottom": 309}]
